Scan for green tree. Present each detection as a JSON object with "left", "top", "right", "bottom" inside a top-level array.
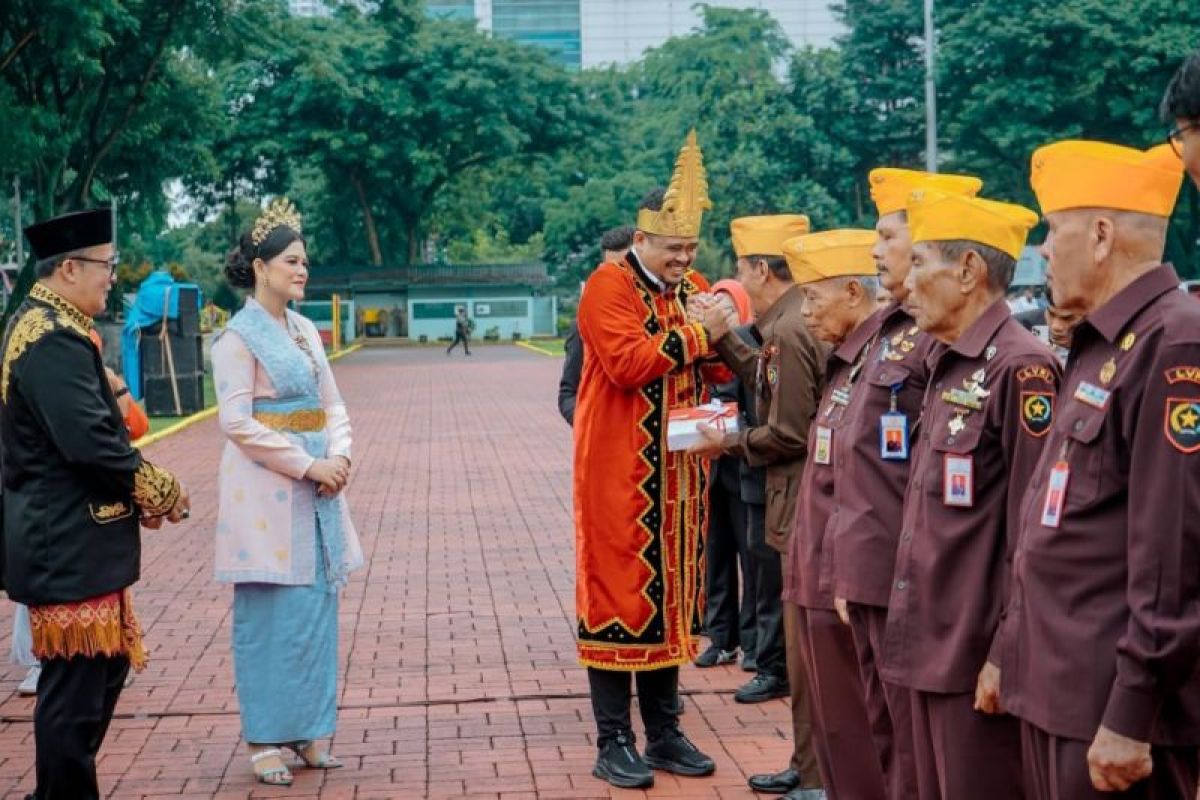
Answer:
[
  {"left": 937, "top": 0, "right": 1200, "bottom": 275},
  {"left": 0, "top": 0, "right": 230, "bottom": 319}
]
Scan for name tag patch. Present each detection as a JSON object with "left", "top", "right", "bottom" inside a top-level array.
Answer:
[{"left": 1074, "top": 381, "right": 1111, "bottom": 410}]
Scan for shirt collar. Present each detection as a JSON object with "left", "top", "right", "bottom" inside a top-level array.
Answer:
[
  {"left": 627, "top": 248, "right": 667, "bottom": 293},
  {"left": 29, "top": 282, "right": 94, "bottom": 332},
  {"left": 948, "top": 297, "right": 1012, "bottom": 359},
  {"left": 755, "top": 283, "right": 801, "bottom": 331},
  {"left": 1078, "top": 264, "right": 1180, "bottom": 344},
  {"left": 833, "top": 306, "right": 885, "bottom": 366}
]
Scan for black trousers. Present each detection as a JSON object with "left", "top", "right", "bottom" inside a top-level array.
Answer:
[
  {"left": 447, "top": 330, "right": 471, "bottom": 353},
  {"left": 588, "top": 666, "right": 679, "bottom": 747},
  {"left": 747, "top": 503, "right": 786, "bottom": 679},
  {"left": 34, "top": 654, "right": 130, "bottom": 800},
  {"left": 704, "top": 473, "right": 756, "bottom": 656}
]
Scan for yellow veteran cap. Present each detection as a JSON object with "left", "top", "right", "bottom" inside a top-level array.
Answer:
[
  {"left": 869, "top": 168, "right": 983, "bottom": 217},
  {"left": 782, "top": 229, "right": 878, "bottom": 286},
  {"left": 907, "top": 190, "right": 1039, "bottom": 260},
  {"left": 731, "top": 215, "right": 811, "bottom": 258},
  {"left": 1030, "top": 140, "right": 1183, "bottom": 218}
]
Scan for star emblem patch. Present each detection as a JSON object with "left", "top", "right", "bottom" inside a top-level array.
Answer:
[
  {"left": 1165, "top": 398, "right": 1200, "bottom": 454},
  {"left": 1021, "top": 391, "right": 1054, "bottom": 437}
]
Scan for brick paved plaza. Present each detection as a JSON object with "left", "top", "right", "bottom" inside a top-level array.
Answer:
[{"left": 0, "top": 345, "right": 792, "bottom": 799}]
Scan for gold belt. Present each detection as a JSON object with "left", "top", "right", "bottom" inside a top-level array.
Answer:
[{"left": 253, "top": 408, "right": 327, "bottom": 432}]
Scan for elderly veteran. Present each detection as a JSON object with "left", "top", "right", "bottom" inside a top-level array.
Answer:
[
  {"left": 878, "top": 190, "right": 1060, "bottom": 800},
  {"left": 830, "top": 168, "right": 982, "bottom": 799},
  {"left": 996, "top": 140, "right": 1200, "bottom": 799}
]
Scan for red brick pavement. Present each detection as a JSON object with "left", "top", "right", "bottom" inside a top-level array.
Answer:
[{"left": 0, "top": 345, "right": 793, "bottom": 799}]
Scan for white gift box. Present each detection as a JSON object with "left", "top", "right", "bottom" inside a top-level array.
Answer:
[{"left": 666, "top": 400, "right": 740, "bottom": 452}]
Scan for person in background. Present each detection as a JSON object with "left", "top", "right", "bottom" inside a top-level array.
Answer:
[
  {"left": 558, "top": 225, "right": 634, "bottom": 425},
  {"left": 696, "top": 279, "right": 757, "bottom": 671},
  {"left": 447, "top": 305, "right": 473, "bottom": 355}
]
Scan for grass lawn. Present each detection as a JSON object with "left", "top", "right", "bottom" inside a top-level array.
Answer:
[
  {"left": 520, "top": 338, "right": 565, "bottom": 356},
  {"left": 145, "top": 372, "right": 217, "bottom": 435}
]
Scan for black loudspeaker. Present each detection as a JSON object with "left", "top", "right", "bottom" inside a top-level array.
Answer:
[
  {"left": 143, "top": 372, "right": 205, "bottom": 416},
  {"left": 141, "top": 334, "right": 203, "bottom": 377},
  {"left": 142, "top": 287, "right": 200, "bottom": 337}
]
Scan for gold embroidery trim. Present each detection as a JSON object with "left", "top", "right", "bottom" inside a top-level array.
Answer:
[
  {"left": 133, "top": 460, "right": 181, "bottom": 516},
  {"left": 29, "top": 588, "right": 147, "bottom": 671},
  {"left": 90, "top": 501, "right": 134, "bottom": 524},
  {"left": 29, "top": 282, "right": 93, "bottom": 337},
  {"left": 1, "top": 307, "right": 54, "bottom": 403},
  {"left": 253, "top": 408, "right": 327, "bottom": 432}
]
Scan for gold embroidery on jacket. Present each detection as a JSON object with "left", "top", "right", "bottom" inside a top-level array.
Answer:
[
  {"left": 29, "top": 283, "right": 93, "bottom": 338},
  {"left": 90, "top": 501, "right": 134, "bottom": 524},
  {"left": 132, "top": 461, "right": 181, "bottom": 516},
  {"left": 1, "top": 308, "right": 54, "bottom": 402}
]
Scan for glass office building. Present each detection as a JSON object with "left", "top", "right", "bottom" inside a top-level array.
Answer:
[
  {"left": 425, "top": 0, "right": 477, "bottom": 21},
  {"left": 491, "top": 0, "right": 582, "bottom": 68}
]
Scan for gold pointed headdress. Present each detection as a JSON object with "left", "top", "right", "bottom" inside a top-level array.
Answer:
[
  {"left": 251, "top": 198, "right": 303, "bottom": 247},
  {"left": 636, "top": 130, "right": 713, "bottom": 238}
]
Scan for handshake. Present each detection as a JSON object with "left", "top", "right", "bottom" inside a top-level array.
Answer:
[{"left": 686, "top": 292, "right": 739, "bottom": 343}]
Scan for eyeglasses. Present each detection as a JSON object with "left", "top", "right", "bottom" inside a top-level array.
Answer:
[
  {"left": 1168, "top": 122, "right": 1200, "bottom": 158},
  {"left": 68, "top": 253, "right": 120, "bottom": 275}
]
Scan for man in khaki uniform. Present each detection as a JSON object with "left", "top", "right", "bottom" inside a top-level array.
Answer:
[{"left": 692, "top": 214, "right": 826, "bottom": 799}]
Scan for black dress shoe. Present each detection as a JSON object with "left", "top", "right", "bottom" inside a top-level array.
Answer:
[
  {"left": 749, "top": 766, "right": 801, "bottom": 793},
  {"left": 694, "top": 644, "right": 738, "bottom": 668},
  {"left": 644, "top": 727, "right": 716, "bottom": 776},
  {"left": 592, "top": 731, "right": 653, "bottom": 789},
  {"left": 734, "top": 672, "right": 789, "bottom": 703}
]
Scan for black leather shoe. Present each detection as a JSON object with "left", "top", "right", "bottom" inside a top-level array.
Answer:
[
  {"left": 734, "top": 673, "right": 789, "bottom": 703},
  {"left": 748, "top": 767, "right": 806, "bottom": 796},
  {"left": 782, "top": 788, "right": 827, "bottom": 799},
  {"left": 592, "top": 731, "right": 653, "bottom": 789},
  {"left": 644, "top": 728, "right": 716, "bottom": 776},
  {"left": 749, "top": 766, "right": 802, "bottom": 793},
  {"left": 694, "top": 644, "right": 738, "bottom": 668}
]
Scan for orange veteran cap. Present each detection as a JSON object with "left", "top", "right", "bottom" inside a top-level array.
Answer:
[
  {"left": 908, "top": 190, "right": 1039, "bottom": 260},
  {"left": 782, "top": 229, "right": 878, "bottom": 286},
  {"left": 869, "top": 168, "right": 983, "bottom": 217},
  {"left": 1030, "top": 141, "right": 1183, "bottom": 218},
  {"left": 730, "top": 215, "right": 811, "bottom": 258}
]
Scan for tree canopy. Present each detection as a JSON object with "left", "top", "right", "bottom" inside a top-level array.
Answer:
[{"left": 1, "top": 0, "right": 1197, "bottom": 318}]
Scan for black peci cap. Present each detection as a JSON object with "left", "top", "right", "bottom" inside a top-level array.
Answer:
[{"left": 23, "top": 208, "right": 113, "bottom": 261}]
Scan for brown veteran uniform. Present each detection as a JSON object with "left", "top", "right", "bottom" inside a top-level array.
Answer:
[
  {"left": 830, "top": 167, "right": 982, "bottom": 800},
  {"left": 829, "top": 300, "right": 934, "bottom": 799},
  {"left": 999, "top": 141, "right": 1200, "bottom": 799},
  {"left": 880, "top": 191, "right": 1060, "bottom": 800},
  {"left": 715, "top": 280, "right": 825, "bottom": 784},
  {"left": 780, "top": 230, "right": 889, "bottom": 799}
]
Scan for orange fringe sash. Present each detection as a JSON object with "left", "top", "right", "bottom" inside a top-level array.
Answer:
[{"left": 28, "top": 589, "right": 147, "bottom": 671}]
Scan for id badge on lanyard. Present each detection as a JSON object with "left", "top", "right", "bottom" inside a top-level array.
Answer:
[
  {"left": 879, "top": 383, "right": 908, "bottom": 461},
  {"left": 814, "top": 425, "right": 833, "bottom": 465},
  {"left": 1040, "top": 461, "right": 1070, "bottom": 528}
]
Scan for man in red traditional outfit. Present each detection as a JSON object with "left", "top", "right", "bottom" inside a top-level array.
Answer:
[{"left": 574, "top": 131, "right": 733, "bottom": 789}]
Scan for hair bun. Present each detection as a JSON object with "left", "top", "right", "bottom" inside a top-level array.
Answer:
[{"left": 224, "top": 243, "right": 254, "bottom": 289}]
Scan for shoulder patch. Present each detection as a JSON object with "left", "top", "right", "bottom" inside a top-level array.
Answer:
[
  {"left": 1017, "top": 364, "right": 1055, "bottom": 384},
  {"left": 2, "top": 308, "right": 55, "bottom": 403},
  {"left": 1020, "top": 390, "right": 1054, "bottom": 437},
  {"left": 1165, "top": 398, "right": 1200, "bottom": 454},
  {"left": 1166, "top": 366, "right": 1200, "bottom": 386}
]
